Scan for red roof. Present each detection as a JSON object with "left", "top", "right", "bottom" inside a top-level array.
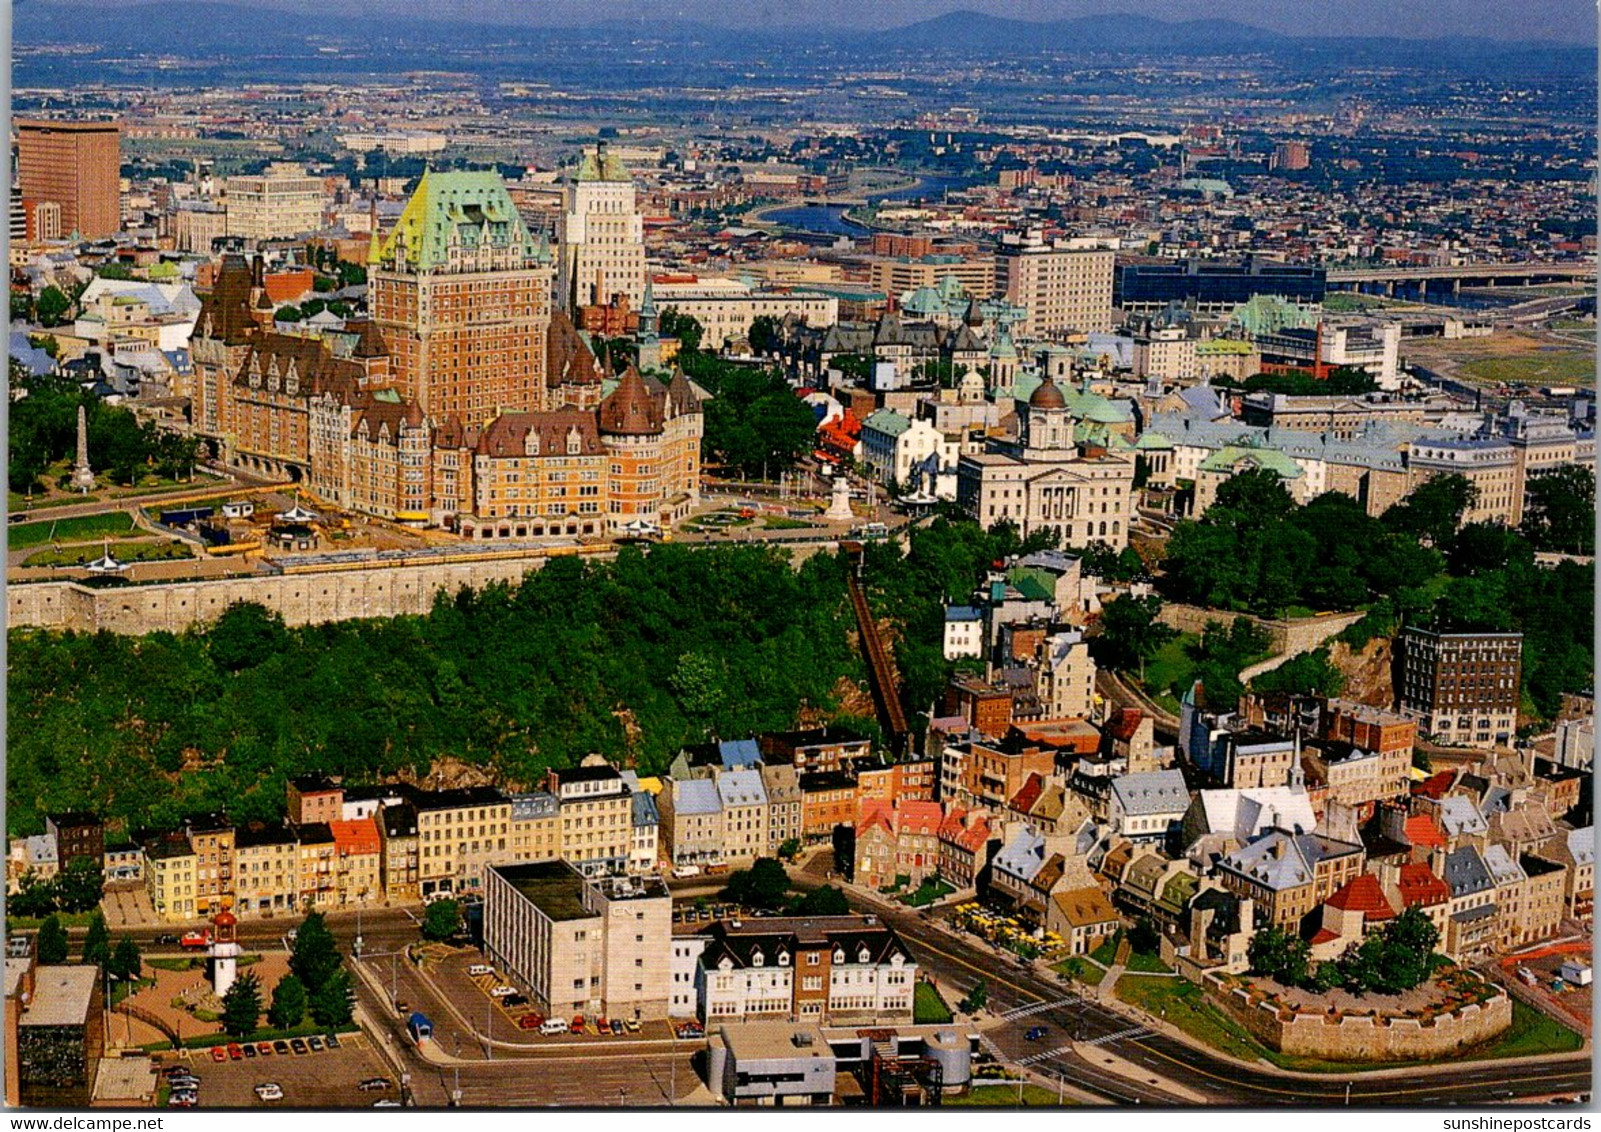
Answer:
[
  {"left": 893, "top": 800, "right": 943, "bottom": 837},
  {"left": 937, "top": 807, "right": 969, "bottom": 841},
  {"left": 1008, "top": 772, "right": 1047, "bottom": 816},
  {"left": 1310, "top": 928, "right": 1341, "bottom": 945},
  {"left": 856, "top": 799, "right": 894, "bottom": 837},
  {"left": 1106, "top": 709, "right": 1144, "bottom": 742},
  {"left": 1411, "top": 770, "right": 1457, "bottom": 800},
  {"left": 1326, "top": 873, "right": 1396, "bottom": 921},
  {"left": 1403, "top": 814, "right": 1446, "bottom": 850},
  {"left": 1396, "top": 862, "right": 1450, "bottom": 908},
  {"left": 329, "top": 818, "right": 380, "bottom": 856}
]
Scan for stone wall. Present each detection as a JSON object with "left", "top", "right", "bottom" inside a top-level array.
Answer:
[
  {"left": 1157, "top": 603, "right": 1365, "bottom": 666},
  {"left": 7, "top": 555, "right": 570, "bottom": 636},
  {"left": 1205, "top": 973, "right": 1512, "bottom": 1061}
]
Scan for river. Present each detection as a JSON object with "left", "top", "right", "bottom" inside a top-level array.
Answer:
[{"left": 759, "top": 173, "right": 971, "bottom": 236}]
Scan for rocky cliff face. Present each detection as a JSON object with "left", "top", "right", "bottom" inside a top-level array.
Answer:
[{"left": 1329, "top": 637, "right": 1393, "bottom": 707}]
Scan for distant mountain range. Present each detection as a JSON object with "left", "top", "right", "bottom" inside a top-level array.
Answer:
[{"left": 13, "top": 0, "right": 1596, "bottom": 74}]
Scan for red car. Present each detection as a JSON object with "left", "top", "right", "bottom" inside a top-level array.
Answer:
[
  {"left": 180, "top": 930, "right": 212, "bottom": 950},
  {"left": 517, "top": 1013, "right": 545, "bottom": 1031},
  {"left": 595, "top": 1016, "right": 609, "bottom": 1035},
  {"left": 569, "top": 1015, "right": 585, "bottom": 1035},
  {"left": 227, "top": 1044, "right": 244, "bottom": 1061},
  {"left": 210, "top": 1046, "right": 227, "bottom": 1062},
  {"left": 256, "top": 1042, "right": 274, "bottom": 1057}
]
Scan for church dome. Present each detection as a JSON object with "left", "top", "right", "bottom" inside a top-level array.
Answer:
[{"left": 1029, "top": 376, "right": 1067, "bottom": 410}]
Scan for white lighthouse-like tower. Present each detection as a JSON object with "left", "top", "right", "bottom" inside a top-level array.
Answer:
[{"left": 209, "top": 909, "right": 241, "bottom": 998}]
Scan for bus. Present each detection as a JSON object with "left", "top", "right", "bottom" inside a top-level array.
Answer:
[
  {"left": 852, "top": 522, "right": 889, "bottom": 540},
  {"left": 407, "top": 1013, "right": 433, "bottom": 1043}
]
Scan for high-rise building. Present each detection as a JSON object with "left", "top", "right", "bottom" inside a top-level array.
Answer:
[
  {"left": 997, "top": 237, "right": 1115, "bottom": 338},
  {"left": 1398, "top": 628, "right": 1523, "bottom": 750},
  {"left": 223, "top": 163, "right": 326, "bottom": 242},
  {"left": 1272, "top": 140, "right": 1312, "bottom": 171},
  {"left": 14, "top": 119, "right": 122, "bottom": 239},
  {"left": 369, "top": 170, "right": 555, "bottom": 420},
  {"left": 559, "top": 144, "right": 647, "bottom": 310}
]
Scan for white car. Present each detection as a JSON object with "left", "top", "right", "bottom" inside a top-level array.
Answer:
[
  {"left": 254, "top": 1083, "right": 284, "bottom": 1102},
  {"left": 539, "top": 1018, "right": 571, "bottom": 1036},
  {"left": 467, "top": 964, "right": 493, "bottom": 977},
  {"left": 488, "top": 985, "right": 517, "bottom": 998},
  {"left": 372, "top": 1099, "right": 403, "bottom": 1108},
  {"left": 671, "top": 865, "right": 701, "bottom": 879}
]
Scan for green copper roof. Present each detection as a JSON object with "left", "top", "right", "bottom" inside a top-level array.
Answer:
[
  {"left": 1199, "top": 445, "right": 1304, "bottom": 479},
  {"left": 863, "top": 408, "right": 911, "bottom": 437},
  {"left": 1134, "top": 431, "right": 1174, "bottom": 450},
  {"left": 1229, "top": 294, "right": 1317, "bottom": 337},
  {"left": 372, "top": 170, "right": 543, "bottom": 272},
  {"left": 576, "top": 145, "right": 632, "bottom": 183},
  {"left": 1196, "top": 337, "right": 1255, "bottom": 356}
]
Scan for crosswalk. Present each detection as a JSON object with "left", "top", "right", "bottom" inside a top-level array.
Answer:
[
  {"left": 1081, "top": 1025, "right": 1149, "bottom": 1046},
  {"left": 997, "top": 995, "right": 1078, "bottom": 1021},
  {"left": 1016, "top": 1043, "right": 1075, "bottom": 1067}
]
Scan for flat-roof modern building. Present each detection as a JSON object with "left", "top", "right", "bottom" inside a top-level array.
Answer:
[{"left": 482, "top": 861, "right": 671, "bottom": 1022}]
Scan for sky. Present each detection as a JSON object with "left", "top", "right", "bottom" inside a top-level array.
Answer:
[{"left": 36, "top": 0, "right": 1601, "bottom": 42}]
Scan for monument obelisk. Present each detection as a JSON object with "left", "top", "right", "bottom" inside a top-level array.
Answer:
[{"left": 69, "top": 405, "right": 96, "bottom": 493}]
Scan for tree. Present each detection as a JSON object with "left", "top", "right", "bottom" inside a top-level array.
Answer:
[
  {"left": 1092, "top": 594, "right": 1176, "bottom": 680},
  {"left": 1251, "top": 648, "right": 1346, "bottom": 697},
  {"left": 747, "top": 314, "right": 780, "bottom": 357},
  {"left": 275, "top": 305, "right": 302, "bottom": 323},
  {"left": 308, "top": 968, "right": 354, "bottom": 1029},
  {"left": 776, "top": 838, "right": 801, "bottom": 862},
  {"left": 723, "top": 858, "right": 791, "bottom": 911},
  {"left": 958, "top": 979, "right": 988, "bottom": 1014},
  {"left": 221, "top": 971, "right": 263, "bottom": 1038},
  {"left": 268, "top": 974, "right": 307, "bottom": 1030},
  {"left": 660, "top": 308, "right": 704, "bottom": 353},
  {"left": 54, "top": 856, "right": 104, "bottom": 914},
  {"left": 36, "top": 915, "right": 69, "bottom": 964},
  {"left": 1247, "top": 924, "right": 1309, "bottom": 986},
  {"left": 209, "top": 602, "right": 290, "bottom": 673},
  {"left": 109, "top": 937, "right": 142, "bottom": 982},
  {"left": 795, "top": 886, "right": 849, "bottom": 915},
  {"left": 1521, "top": 465, "right": 1595, "bottom": 555},
  {"left": 1382, "top": 474, "right": 1476, "bottom": 547},
  {"left": 289, "top": 911, "right": 342, "bottom": 994},
  {"left": 12, "top": 873, "right": 56, "bottom": 919},
  {"left": 81, "top": 910, "right": 111, "bottom": 969},
  {"left": 36, "top": 286, "right": 72, "bottom": 327},
  {"left": 1128, "top": 916, "right": 1160, "bottom": 955},
  {"left": 421, "top": 899, "right": 462, "bottom": 942}
]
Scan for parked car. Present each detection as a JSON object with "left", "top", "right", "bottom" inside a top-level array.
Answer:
[
  {"left": 209, "top": 1046, "right": 228, "bottom": 1063},
  {"left": 254, "top": 1083, "right": 284, "bottom": 1102},
  {"left": 256, "top": 1042, "right": 274, "bottom": 1056},
  {"left": 1025, "top": 1026, "right": 1047, "bottom": 1042},
  {"left": 504, "top": 994, "right": 527, "bottom": 1008},
  {"left": 167, "top": 1075, "right": 200, "bottom": 1090},
  {"left": 569, "top": 1016, "right": 586, "bottom": 1034},
  {"left": 272, "top": 1041, "right": 290, "bottom": 1056},
  {"left": 467, "top": 964, "right": 493, "bottom": 977},
  {"left": 181, "top": 930, "right": 212, "bottom": 950},
  {"left": 155, "top": 934, "right": 179, "bottom": 945},
  {"left": 308, "top": 1036, "right": 325, "bottom": 1052},
  {"left": 675, "top": 1022, "right": 704, "bottom": 1039},
  {"left": 540, "top": 1018, "right": 570, "bottom": 1036},
  {"left": 168, "top": 1091, "right": 198, "bottom": 1108},
  {"left": 595, "top": 1016, "right": 609, "bottom": 1034},
  {"left": 671, "top": 865, "right": 701, "bottom": 879},
  {"left": 325, "top": 1033, "right": 341, "bottom": 1049},
  {"left": 518, "top": 1013, "right": 546, "bottom": 1031},
  {"left": 372, "top": 1099, "right": 402, "bottom": 1108},
  {"left": 394, "top": 1000, "right": 410, "bottom": 1017},
  {"left": 623, "top": 1018, "right": 641, "bottom": 1033},
  {"left": 609, "top": 1018, "right": 625, "bottom": 1036},
  {"left": 242, "top": 1043, "right": 257, "bottom": 1058},
  {"left": 488, "top": 985, "right": 517, "bottom": 998},
  {"left": 358, "top": 1078, "right": 393, "bottom": 1093},
  {"left": 227, "top": 1044, "right": 244, "bottom": 1061},
  {"left": 290, "top": 1039, "right": 308, "bottom": 1055}
]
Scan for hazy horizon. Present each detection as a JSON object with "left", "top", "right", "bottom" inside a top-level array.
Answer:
[{"left": 15, "top": 0, "right": 1600, "bottom": 43}]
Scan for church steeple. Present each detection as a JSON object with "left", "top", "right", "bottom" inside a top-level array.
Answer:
[{"left": 636, "top": 276, "right": 661, "bottom": 372}]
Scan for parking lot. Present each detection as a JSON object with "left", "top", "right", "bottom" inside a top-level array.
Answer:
[
  {"left": 427, "top": 949, "right": 678, "bottom": 1044},
  {"left": 157, "top": 1035, "right": 396, "bottom": 1108}
]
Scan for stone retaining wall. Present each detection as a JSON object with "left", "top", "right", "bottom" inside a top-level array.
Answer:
[
  {"left": 7, "top": 556, "right": 558, "bottom": 635},
  {"left": 1204, "top": 973, "right": 1512, "bottom": 1061},
  {"left": 1157, "top": 603, "right": 1365, "bottom": 664}
]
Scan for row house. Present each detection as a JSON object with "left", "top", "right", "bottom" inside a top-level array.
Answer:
[
  {"left": 853, "top": 800, "right": 943, "bottom": 889},
  {"left": 1215, "top": 830, "right": 1365, "bottom": 930},
  {"left": 1440, "top": 846, "right": 1498, "bottom": 962},
  {"left": 660, "top": 779, "right": 724, "bottom": 868},
  {"left": 509, "top": 793, "right": 562, "bottom": 865},
  {"left": 296, "top": 823, "right": 338, "bottom": 910},
  {"left": 937, "top": 810, "right": 996, "bottom": 890},
  {"left": 761, "top": 764, "right": 803, "bottom": 854},
  {"left": 547, "top": 761, "right": 633, "bottom": 877},
  {"left": 694, "top": 917, "right": 916, "bottom": 1025},
  {"left": 1046, "top": 886, "right": 1121, "bottom": 956},
  {"left": 856, "top": 760, "right": 937, "bottom": 809},
  {"left": 184, "top": 814, "right": 235, "bottom": 918},
  {"left": 144, "top": 837, "right": 198, "bottom": 924},
  {"left": 800, "top": 773, "right": 858, "bottom": 842},
  {"left": 378, "top": 803, "right": 420, "bottom": 903},
  {"left": 415, "top": 787, "right": 513, "bottom": 897},
  {"left": 233, "top": 825, "right": 299, "bottom": 916},
  {"left": 329, "top": 819, "right": 382, "bottom": 906},
  {"left": 757, "top": 730, "right": 876, "bottom": 776},
  {"left": 716, "top": 769, "right": 770, "bottom": 865}
]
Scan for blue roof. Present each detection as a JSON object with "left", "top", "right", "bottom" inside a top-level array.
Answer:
[
  {"left": 945, "top": 605, "right": 983, "bottom": 623},
  {"left": 716, "top": 767, "right": 768, "bottom": 809},
  {"left": 993, "top": 826, "right": 1048, "bottom": 883},
  {"left": 719, "top": 739, "right": 761, "bottom": 769},
  {"left": 675, "top": 778, "right": 723, "bottom": 816},
  {"left": 631, "top": 790, "right": 659, "bottom": 828}
]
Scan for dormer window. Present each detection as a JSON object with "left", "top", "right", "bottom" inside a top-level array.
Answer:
[
  {"left": 751, "top": 950, "right": 764, "bottom": 967},
  {"left": 777, "top": 950, "right": 790, "bottom": 967},
  {"left": 833, "top": 948, "right": 846, "bottom": 964},
  {"left": 858, "top": 946, "right": 871, "bottom": 964},
  {"left": 525, "top": 430, "right": 540, "bottom": 457},
  {"left": 718, "top": 956, "right": 734, "bottom": 972}
]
